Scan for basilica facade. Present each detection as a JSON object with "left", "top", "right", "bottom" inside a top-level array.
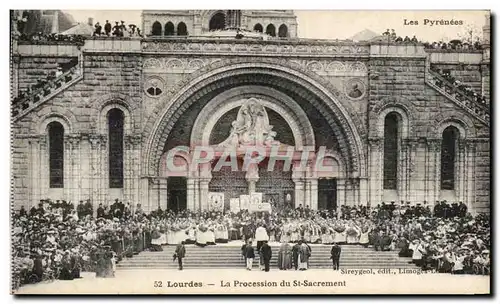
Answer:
[{"left": 10, "top": 10, "right": 491, "bottom": 214}]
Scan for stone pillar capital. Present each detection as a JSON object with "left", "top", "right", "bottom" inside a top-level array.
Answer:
[{"left": 426, "top": 138, "right": 441, "bottom": 152}]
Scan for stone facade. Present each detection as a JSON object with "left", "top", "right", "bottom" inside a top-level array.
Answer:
[{"left": 11, "top": 11, "right": 491, "bottom": 214}]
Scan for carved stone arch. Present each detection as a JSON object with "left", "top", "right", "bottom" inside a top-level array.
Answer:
[
  {"left": 369, "top": 97, "right": 416, "bottom": 138},
  {"left": 142, "top": 57, "right": 367, "bottom": 179},
  {"left": 35, "top": 113, "right": 73, "bottom": 135},
  {"left": 315, "top": 149, "right": 347, "bottom": 178},
  {"left": 190, "top": 85, "right": 316, "bottom": 149},
  {"left": 99, "top": 103, "right": 132, "bottom": 135},
  {"left": 431, "top": 115, "right": 476, "bottom": 139},
  {"left": 88, "top": 93, "right": 139, "bottom": 133}
]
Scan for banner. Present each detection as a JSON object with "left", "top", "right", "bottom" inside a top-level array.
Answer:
[
  {"left": 239, "top": 195, "right": 250, "bottom": 211},
  {"left": 229, "top": 198, "right": 240, "bottom": 213},
  {"left": 208, "top": 192, "right": 224, "bottom": 211},
  {"left": 250, "top": 192, "right": 263, "bottom": 206}
]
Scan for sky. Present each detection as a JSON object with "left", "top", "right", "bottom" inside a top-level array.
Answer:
[{"left": 64, "top": 10, "right": 488, "bottom": 42}]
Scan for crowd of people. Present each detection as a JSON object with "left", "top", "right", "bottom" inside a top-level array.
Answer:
[
  {"left": 92, "top": 20, "right": 142, "bottom": 38},
  {"left": 12, "top": 59, "right": 78, "bottom": 107},
  {"left": 381, "top": 29, "right": 419, "bottom": 43},
  {"left": 12, "top": 198, "right": 490, "bottom": 289},
  {"left": 423, "top": 39, "right": 483, "bottom": 51},
  {"left": 17, "top": 33, "right": 86, "bottom": 45},
  {"left": 430, "top": 67, "right": 488, "bottom": 105}
]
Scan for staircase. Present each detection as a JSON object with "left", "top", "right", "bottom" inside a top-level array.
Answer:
[
  {"left": 426, "top": 69, "right": 489, "bottom": 126},
  {"left": 117, "top": 244, "right": 418, "bottom": 270},
  {"left": 11, "top": 64, "right": 83, "bottom": 122}
]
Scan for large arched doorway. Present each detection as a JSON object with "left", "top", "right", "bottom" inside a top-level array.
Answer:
[{"left": 144, "top": 60, "right": 366, "bottom": 212}]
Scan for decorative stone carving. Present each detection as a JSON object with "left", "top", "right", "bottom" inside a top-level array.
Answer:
[
  {"left": 165, "top": 58, "right": 185, "bottom": 70},
  {"left": 140, "top": 40, "right": 371, "bottom": 57},
  {"left": 427, "top": 139, "right": 441, "bottom": 152},
  {"left": 89, "top": 134, "right": 105, "bottom": 149},
  {"left": 344, "top": 78, "right": 366, "bottom": 100},
  {"left": 143, "top": 58, "right": 163, "bottom": 69},
  {"left": 144, "top": 76, "right": 165, "bottom": 98},
  {"left": 217, "top": 98, "right": 280, "bottom": 147}
]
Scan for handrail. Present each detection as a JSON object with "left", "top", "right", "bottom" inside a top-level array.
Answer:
[
  {"left": 11, "top": 66, "right": 82, "bottom": 119},
  {"left": 427, "top": 69, "right": 489, "bottom": 111},
  {"left": 426, "top": 70, "right": 489, "bottom": 126}
]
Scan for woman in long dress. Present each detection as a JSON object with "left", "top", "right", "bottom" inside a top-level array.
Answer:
[{"left": 277, "top": 241, "right": 292, "bottom": 270}]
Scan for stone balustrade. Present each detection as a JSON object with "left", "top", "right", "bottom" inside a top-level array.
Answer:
[{"left": 11, "top": 66, "right": 82, "bottom": 120}]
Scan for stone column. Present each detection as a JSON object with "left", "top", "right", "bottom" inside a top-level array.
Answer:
[
  {"left": 99, "top": 136, "right": 109, "bottom": 206},
  {"left": 140, "top": 177, "right": 150, "bottom": 212},
  {"left": 158, "top": 178, "right": 168, "bottom": 210},
  {"left": 89, "top": 134, "right": 102, "bottom": 211},
  {"left": 368, "top": 137, "right": 382, "bottom": 205},
  {"left": 398, "top": 139, "right": 407, "bottom": 202},
  {"left": 427, "top": 139, "right": 441, "bottom": 203},
  {"left": 68, "top": 135, "right": 81, "bottom": 204},
  {"left": 310, "top": 179, "right": 318, "bottom": 210},
  {"left": 465, "top": 140, "right": 477, "bottom": 213},
  {"left": 63, "top": 135, "right": 75, "bottom": 202},
  {"left": 457, "top": 140, "right": 467, "bottom": 203},
  {"left": 187, "top": 178, "right": 196, "bottom": 211},
  {"left": 124, "top": 135, "right": 133, "bottom": 204},
  {"left": 245, "top": 163, "right": 259, "bottom": 194},
  {"left": 28, "top": 136, "right": 40, "bottom": 207},
  {"left": 292, "top": 162, "right": 305, "bottom": 208},
  {"left": 38, "top": 136, "right": 48, "bottom": 200},
  {"left": 404, "top": 139, "right": 418, "bottom": 203},
  {"left": 336, "top": 179, "right": 346, "bottom": 216},
  {"left": 199, "top": 179, "right": 210, "bottom": 211}
]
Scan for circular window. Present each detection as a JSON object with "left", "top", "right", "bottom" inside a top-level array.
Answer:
[{"left": 145, "top": 77, "right": 164, "bottom": 97}]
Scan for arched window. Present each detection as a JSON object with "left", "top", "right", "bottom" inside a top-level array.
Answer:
[
  {"left": 383, "top": 113, "right": 399, "bottom": 190},
  {"left": 177, "top": 22, "right": 188, "bottom": 36},
  {"left": 441, "top": 126, "right": 459, "bottom": 190},
  {"left": 209, "top": 12, "right": 226, "bottom": 31},
  {"left": 164, "top": 22, "right": 175, "bottom": 36},
  {"left": 278, "top": 24, "right": 288, "bottom": 38},
  {"left": 108, "top": 109, "right": 124, "bottom": 188},
  {"left": 254, "top": 23, "right": 263, "bottom": 33},
  {"left": 152, "top": 21, "right": 162, "bottom": 36},
  {"left": 266, "top": 24, "right": 276, "bottom": 37},
  {"left": 48, "top": 121, "right": 64, "bottom": 188}
]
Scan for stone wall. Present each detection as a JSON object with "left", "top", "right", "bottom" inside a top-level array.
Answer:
[{"left": 10, "top": 41, "right": 490, "bottom": 214}]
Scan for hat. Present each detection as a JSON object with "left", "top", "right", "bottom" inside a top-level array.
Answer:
[{"left": 482, "top": 250, "right": 489, "bottom": 254}]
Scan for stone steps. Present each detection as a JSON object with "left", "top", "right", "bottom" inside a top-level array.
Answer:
[{"left": 117, "top": 244, "right": 418, "bottom": 270}]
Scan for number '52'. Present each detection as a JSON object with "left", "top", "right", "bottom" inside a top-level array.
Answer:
[{"left": 154, "top": 281, "right": 163, "bottom": 287}]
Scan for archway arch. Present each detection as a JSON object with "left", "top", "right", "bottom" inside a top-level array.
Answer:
[
  {"left": 164, "top": 22, "right": 174, "bottom": 36},
  {"left": 254, "top": 23, "right": 263, "bottom": 33},
  {"left": 151, "top": 21, "right": 162, "bottom": 36},
  {"left": 143, "top": 59, "right": 366, "bottom": 179},
  {"left": 209, "top": 12, "right": 226, "bottom": 30},
  {"left": 266, "top": 24, "right": 276, "bottom": 37},
  {"left": 177, "top": 22, "right": 188, "bottom": 36},
  {"left": 190, "top": 85, "right": 315, "bottom": 149},
  {"left": 278, "top": 24, "right": 288, "bottom": 38}
]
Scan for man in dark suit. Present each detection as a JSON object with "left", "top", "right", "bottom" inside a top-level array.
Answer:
[
  {"left": 174, "top": 241, "right": 186, "bottom": 270},
  {"left": 97, "top": 203, "right": 105, "bottom": 218},
  {"left": 260, "top": 241, "right": 272, "bottom": 272},
  {"left": 331, "top": 242, "right": 341, "bottom": 270},
  {"left": 104, "top": 20, "right": 112, "bottom": 36},
  {"left": 292, "top": 242, "right": 301, "bottom": 270}
]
